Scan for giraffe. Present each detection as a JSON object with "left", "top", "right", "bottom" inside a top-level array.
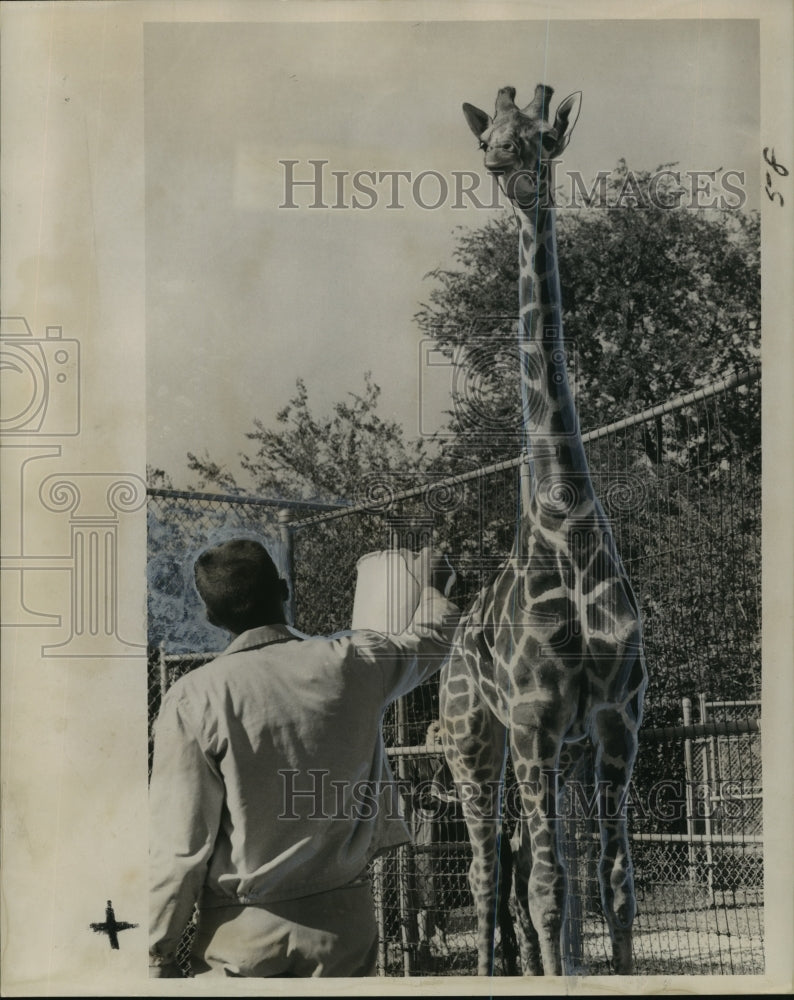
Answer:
[{"left": 438, "top": 84, "right": 648, "bottom": 976}]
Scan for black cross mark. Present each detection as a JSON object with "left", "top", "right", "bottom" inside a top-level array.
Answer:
[{"left": 89, "top": 900, "right": 138, "bottom": 950}]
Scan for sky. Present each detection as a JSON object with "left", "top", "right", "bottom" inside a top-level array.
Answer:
[{"left": 145, "top": 17, "right": 760, "bottom": 490}]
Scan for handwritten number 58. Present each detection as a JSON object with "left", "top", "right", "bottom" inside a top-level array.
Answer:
[{"left": 763, "top": 147, "right": 788, "bottom": 206}]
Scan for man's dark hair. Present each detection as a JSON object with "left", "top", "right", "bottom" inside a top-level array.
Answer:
[{"left": 194, "top": 538, "right": 287, "bottom": 634}]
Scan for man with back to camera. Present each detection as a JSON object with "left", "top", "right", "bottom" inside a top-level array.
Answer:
[{"left": 149, "top": 537, "right": 459, "bottom": 978}]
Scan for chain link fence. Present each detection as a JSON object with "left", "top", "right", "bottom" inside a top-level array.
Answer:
[{"left": 147, "top": 363, "right": 761, "bottom": 976}]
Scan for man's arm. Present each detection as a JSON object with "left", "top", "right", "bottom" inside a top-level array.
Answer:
[
  {"left": 369, "top": 548, "right": 461, "bottom": 701},
  {"left": 149, "top": 687, "right": 224, "bottom": 976}
]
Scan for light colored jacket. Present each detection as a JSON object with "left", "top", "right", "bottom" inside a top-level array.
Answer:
[{"left": 149, "top": 587, "right": 459, "bottom": 966}]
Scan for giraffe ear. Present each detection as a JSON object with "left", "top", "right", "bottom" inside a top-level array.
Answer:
[
  {"left": 463, "top": 102, "right": 492, "bottom": 139},
  {"left": 552, "top": 92, "right": 582, "bottom": 149}
]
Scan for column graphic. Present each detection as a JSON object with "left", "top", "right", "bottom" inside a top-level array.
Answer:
[
  {"left": 1, "top": 316, "right": 146, "bottom": 658},
  {"left": 39, "top": 474, "right": 146, "bottom": 657}
]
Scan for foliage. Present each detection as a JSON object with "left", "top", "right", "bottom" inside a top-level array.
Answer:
[
  {"left": 150, "top": 376, "right": 431, "bottom": 646},
  {"left": 186, "top": 372, "right": 428, "bottom": 505},
  {"left": 416, "top": 163, "right": 760, "bottom": 470}
]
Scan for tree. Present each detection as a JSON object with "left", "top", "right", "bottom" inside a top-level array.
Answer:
[
  {"left": 416, "top": 162, "right": 760, "bottom": 469},
  {"left": 180, "top": 374, "right": 433, "bottom": 637},
  {"left": 187, "top": 371, "right": 428, "bottom": 505}
]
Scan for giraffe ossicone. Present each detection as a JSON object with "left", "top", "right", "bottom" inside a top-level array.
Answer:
[{"left": 439, "top": 84, "right": 648, "bottom": 977}]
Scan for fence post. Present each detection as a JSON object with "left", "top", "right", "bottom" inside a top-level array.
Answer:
[
  {"left": 158, "top": 644, "right": 168, "bottom": 699},
  {"left": 698, "top": 693, "right": 715, "bottom": 901},
  {"left": 395, "top": 697, "right": 415, "bottom": 975},
  {"left": 387, "top": 520, "right": 417, "bottom": 976},
  {"left": 278, "top": 509, "right": 296, "bottom": 627},
  {"left": 682, "top": 697, "right": 697, "bottom": 882},
  {"left": 371, "top": 854, "right": 388, "bottom": 975},
  {"left": 519, "top": 449, "right": 533, "bottom": 514},
  {"left": 562, "top": 808, "right": 582, "bottom": 973}
]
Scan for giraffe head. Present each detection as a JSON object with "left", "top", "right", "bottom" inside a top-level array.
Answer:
[{"left": 463, "top": 85, "right": 581, "bottom": 209}]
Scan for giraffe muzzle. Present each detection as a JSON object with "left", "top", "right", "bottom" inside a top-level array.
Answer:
[{"left": 501, "top": 169, "right": 544, "bottom": 207}]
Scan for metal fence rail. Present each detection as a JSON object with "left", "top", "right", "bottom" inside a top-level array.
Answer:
[{"left": 146, "top": 363, "right": 762, "bottom": 976}]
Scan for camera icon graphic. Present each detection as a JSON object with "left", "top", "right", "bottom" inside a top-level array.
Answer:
[{"left": 0, "top": 316, "right": 80, "bottom": 435}]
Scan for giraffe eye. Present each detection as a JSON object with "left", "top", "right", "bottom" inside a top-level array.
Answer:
[{"left": 479, "top": 140, "right": 489, "bottom": 151}]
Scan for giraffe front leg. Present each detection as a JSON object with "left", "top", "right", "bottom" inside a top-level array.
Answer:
[
  {"left": 464, "top": 803, "right": 502, "bottom": 976},
  {"left": 510, "top": 723, "right": 567, "bottom": 976},
  {"left": 592, "top": 707, "right": 640, "bottom": 974},
  {"left": 441, "top": 710, "right": 507, "bottom": 976},
  {"left": 509, "top": 820, "right": 543, "bottom": 974}
]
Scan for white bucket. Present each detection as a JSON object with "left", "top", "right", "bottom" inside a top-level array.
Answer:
[{"left": 351, "top": 549, "right": 424, "bottom": 633}]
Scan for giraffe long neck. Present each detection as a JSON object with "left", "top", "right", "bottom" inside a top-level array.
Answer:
[{"left": 517, "top": 205, "right": 593, "bottom": 515}]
